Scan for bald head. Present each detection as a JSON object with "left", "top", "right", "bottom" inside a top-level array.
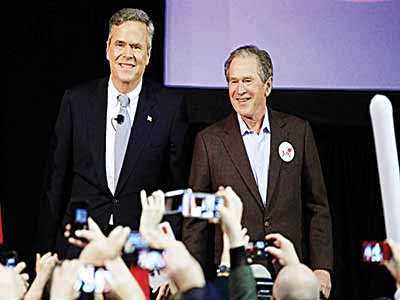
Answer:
[{"left": 273, "top": 264, "right": 320, "bottom": 300}]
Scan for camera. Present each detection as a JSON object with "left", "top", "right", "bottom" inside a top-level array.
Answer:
[
  {"left": 246, "top": 240, "right": 271, "bottom": 263},
  {"left": 0, "top": 249, "right": 18, "bottom": 269},
  {"left": 123, "top": 231, "right": 166, "bottom": 270},
  {"left": 362, "top": 240, "right": 392, "bottom": 263},
  {"left": 164, "top": 189, "right": 224, "bottom": 220},
  {"left": 74, "top": 264, "right": 112, "bottom": 294},
  {"left": 70, "top": 201, "right": 89, "bottom": 240},
  {"left": 164, "top": 189, "right": 188, "bottom": 214}
]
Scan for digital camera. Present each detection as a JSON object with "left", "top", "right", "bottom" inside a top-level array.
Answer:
[
  {"left": 123, "top": 231, "right": 166, "bottom": 270},
  {"left": 165, "top": 189, "right": 224, "bottom": 220}
]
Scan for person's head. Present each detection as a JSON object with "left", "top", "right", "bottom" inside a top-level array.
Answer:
[
  {"left": 273, "top": 264, "right": 320, "bottom": 300},
  {"left": 224, "top": 45, "right": 273, "bottom": 123},
  {"left": 106, "top": 8, "right": 154, "bottom": 93}
]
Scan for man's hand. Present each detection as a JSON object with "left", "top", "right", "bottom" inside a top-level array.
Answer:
[
  {"left": 79, "top": 225, "right": 130, "bottom": 266},
  {"left": 163, "top": 241, "right": 205, "bottom": 292},
  {"left": 0, "top": 264, "right": 19, "bottom": 300},
  {"left": 313, "top": 269, "right": 331, "bottom": 299},
  {"left": 35, "top": 252, "right": 59, "bottom": 285},
  {"left": 14, "top": 261, "right": 30, "bottom": 299},
  {"left": 24, "top": 252, "right": 59, "bottom": 300},
  {"left": 65, "top": 217, "right": 105, "bottom": 248},
  {"left": 50, "top": 260, "right": 81, "bottom": 300},
  {"left": 216, "top": 186, "right": 244, "bottom": 248},
  {"left": 104, "top": 257, "right": 145, "bottom": 300},
  {"left": 382, "top": 239, "right": 400, "bottom": 288},
  {"left": 265, "top": 233, "right": 300, "bottom": 266},
  {"left": 140, "top": 189, "right": 165, "bottom": 233}
]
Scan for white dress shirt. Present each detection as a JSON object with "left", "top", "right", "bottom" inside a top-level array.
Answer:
[
  {"left": 237, "top": 109, "right": 271, "bottom": 206},
  {"left": 105, "top": 78, "right": 142, "bottom": 224}
]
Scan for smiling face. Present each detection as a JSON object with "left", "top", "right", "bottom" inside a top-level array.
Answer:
[
  {"left": 106, "top": 20, "right": 150, "bottom": 93},
  {"left": 227, "top": 55, "right": 272, "bottom": 124}
]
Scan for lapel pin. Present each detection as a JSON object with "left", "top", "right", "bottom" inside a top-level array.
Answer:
[
  {"left": 278, "top": 141, "right": 295, "bottom": 162},
  {"left": 147, "top": 115, "right": 153, "bottom": 122}
]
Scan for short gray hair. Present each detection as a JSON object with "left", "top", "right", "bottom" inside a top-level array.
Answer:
[
  {"left": 108, "top": 8, "right": 155, "bottom": 50},
  {"left": 224, "top": 45, "right": 273, "bottom": 83}
]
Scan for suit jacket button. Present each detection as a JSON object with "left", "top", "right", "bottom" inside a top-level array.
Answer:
[
  {"left": 264, "top": 221, "right": 270, "bottom": 227},
  {"left": 113, "top": 198, "right": 119, "bottom": 205}
]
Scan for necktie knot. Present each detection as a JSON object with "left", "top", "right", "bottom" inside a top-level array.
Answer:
[{"left": 118, "top": 94, "right": 130, "bottom": 108}]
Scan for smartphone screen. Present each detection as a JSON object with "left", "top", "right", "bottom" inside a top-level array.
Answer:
[
  {"left": 123, "top": 231, "right": 166, "bottom": 270},
  {"left": 164, "top": 189, "right": 188, "bottom": 214},
  {"left": 182, "top": 192, "right": 224, "bottom": 220},
  {"left": 124, "top": 231, "right": 149, "bottom": 254},
  {"left": 246, "top": 240, "right": 269, "bottom": 261},
  {"left": 138, "top": 249, "right": 166, "bottom": 270},
  {"left": 74, "top": 265, "right": 112, "bottom": 294},
  {"left": 0, "top": 250, "right": 18, "bottom": 269},
  {"left": 70, "top": 202, "right": 89, "bottom": 239},
  {"left": 362, "top": 241, "right": 392, "bottom": 263}
]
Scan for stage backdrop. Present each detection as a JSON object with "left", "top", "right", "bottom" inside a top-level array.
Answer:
[{"left": 165, "top": 0, "right": 400, "bottom": 91}]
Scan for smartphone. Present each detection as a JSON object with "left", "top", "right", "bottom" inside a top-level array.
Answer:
[
  {"left": 123, "top": 231, "right": 166, "bottom": 270},
  {"left": 159, "top": 221, "right": 176, "bottom": 240},
  {"left": 70, "top": 202, "right": 89, "bottom": 239},
  {"left": 123, "top": 231, "right": 149, "bottom": 254},
  {"left": 137, "top": 249, "right": 166, "bottom": 270},
  {"left": 362, "top": 241, "right": 392, "bottom": 263},
  {"left": 181, "top": 192, "right": 224, "bottom": 220},
  {"left": 0, "top": 250, "right": 18, "bottom": 269},
  {"left": 246, "top": 240, "right": 270, "bottom": 262},
  {"left": 74, "top": 264, "right": 112, "bottom": 294},
  {"left": 164, "top": 189, "right": 191, "bottom": 214}
]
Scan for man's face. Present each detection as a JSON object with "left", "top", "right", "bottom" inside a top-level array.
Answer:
[
  {"left": 106, "top": 21, "right": 150, "bottom": 92},
  {"left": 227, "top": 55, "right": 271, "bottom": 121}
]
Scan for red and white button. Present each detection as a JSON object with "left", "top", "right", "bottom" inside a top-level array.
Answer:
[{"left": 278, "top": 141, "right": 295, "bottom": 162}]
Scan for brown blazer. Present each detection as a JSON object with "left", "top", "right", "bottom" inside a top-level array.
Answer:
[{"left": 182, "top": 109, "right": 333, "bottom": 274}]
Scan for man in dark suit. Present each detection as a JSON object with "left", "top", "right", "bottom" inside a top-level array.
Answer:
[
  {"left": 182, "top": 45, "right": 333, "bottom": 298},
  {"left": 38, "top": 8, "right": 188, "bottom": 258}
]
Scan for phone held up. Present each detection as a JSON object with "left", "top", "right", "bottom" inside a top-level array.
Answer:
[
  {"left": 74, "top": 264, "right": 112, "bottom": 294},
  {"left": 246, "top": 240, "right": 270, "bottom": 264},
  {"left": 123, "top": 231, "right": 166, "bottom": 271},
  {"left": 361, "top": 240, "right": 392, "bottom": 263},
  {"left": 70, "top": 201, "right": 89, "bottom": 240},
  {"left": 0, "top": 248, "right": 18, "bottom": 269},
  {"left": 164, "top": 189, "right": 224, "bottom": 220}
]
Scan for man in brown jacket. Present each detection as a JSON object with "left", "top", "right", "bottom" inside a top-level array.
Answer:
[{"left": 182, "top": 45, "right": 333, "bottom": 298}]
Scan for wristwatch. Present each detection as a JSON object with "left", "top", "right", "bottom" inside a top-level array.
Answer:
[{"left": 216, "top": 264, "right": 231, "bottom": 277}]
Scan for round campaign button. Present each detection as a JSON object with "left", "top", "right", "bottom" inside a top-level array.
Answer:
[{"left": 278, "top": 141, "right": 295, "bottom": 162}]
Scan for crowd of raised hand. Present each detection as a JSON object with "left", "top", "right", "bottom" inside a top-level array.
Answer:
[{"left": 1, "top": 187, "right": 399, "bottom": 300}]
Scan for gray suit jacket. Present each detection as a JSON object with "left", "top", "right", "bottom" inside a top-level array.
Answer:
[{"left": 182, "top": 109, "right": 333, "bottom": 274}]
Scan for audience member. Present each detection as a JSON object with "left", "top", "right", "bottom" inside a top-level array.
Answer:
[
  {"left": 0, "top": 264, "right": 19, "bottom": 300},
  {"left": 266, "top": 233, "right": 319, "bottom": 300},
  {"left": 50, "top": 259, "right": 81, "bottom": 300},
  {"left": 24, "top": 252, "right": 58, "bottom": 300},
  {"left": 382, "top": 239, "right": 400, "bottom": 300},
  {"left": 38, "top": 7, "right": 188, "bottom": 259},
  {"left": 183, "top": 45, "right": 332, "bottom": 299},
  {"left": 216, "top": 186, "right": 256, "bottom": 300}
]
